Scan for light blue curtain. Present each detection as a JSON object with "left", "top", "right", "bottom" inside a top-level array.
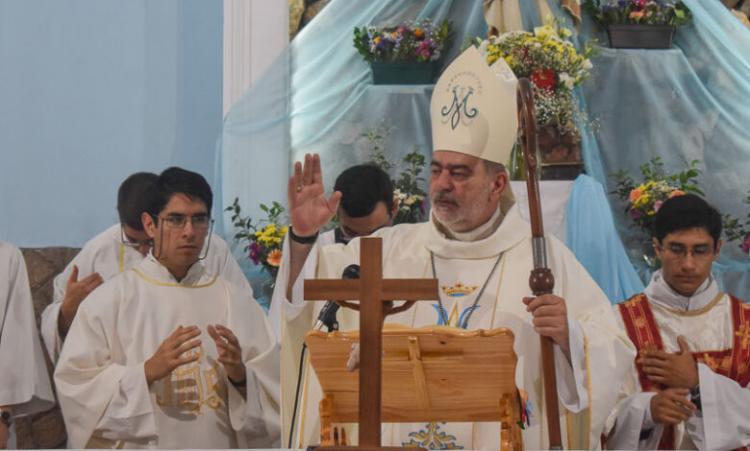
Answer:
[
  {"left": 217, "top": 0, "right": 486, "bottom": 305},
  {"left": 217, "top": 0, "right": 750, "bottom": 304},
  {"left": 573, "top": 0, "right": 750, "bottom": 299},
  {"left": 565, "top": 175, "right": 645, "bottom": 302}
]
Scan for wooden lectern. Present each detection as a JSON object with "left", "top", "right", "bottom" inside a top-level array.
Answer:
[
  {"left": 305, "top": 325, "right": 523, "bottom": 451},
  {"left": 303, "top": 237, "right": 523, "bottom": 451}
]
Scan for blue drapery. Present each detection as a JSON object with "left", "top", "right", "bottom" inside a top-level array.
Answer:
[{"left": 217, "top": 0, "right": 750, "bottom": 305}]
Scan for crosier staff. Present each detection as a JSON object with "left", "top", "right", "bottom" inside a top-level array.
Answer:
[{"left": 517, "top": 77, "right": 562, "bottom": 449}]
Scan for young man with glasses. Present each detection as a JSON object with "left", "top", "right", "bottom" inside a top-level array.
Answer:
[
  {"left": 606, "top": 194, "right": 750, "bottom": 449},
  {"left": 54, "top": 167, "right": 279, "bottom": 449},
  {"left": 41, "top": 171, "right": 249, "bottom": 363}
]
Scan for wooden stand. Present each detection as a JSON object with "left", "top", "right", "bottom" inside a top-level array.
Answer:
[
  {"left": 305, "top": 326, "right": 523, "bottom": 451},
  {"left": 304, "top": 237, "right": 438, "bottom": 450},
  {"left": 304, "top": 238, "right": 522, "bottom": 450}
]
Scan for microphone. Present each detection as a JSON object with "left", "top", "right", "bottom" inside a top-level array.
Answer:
[{"left": 314, "top": 264, "right": 360, "bottom": 332}]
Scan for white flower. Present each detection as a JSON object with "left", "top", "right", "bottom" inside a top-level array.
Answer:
[
  {"left": 583, "top": 59, "right": 593, "bottom": 71},
  {"left": 479, "top": 40, "right": 489, "bottom": 54},
  {"left": 559, "top": 72, "right": 575, "bottom": 89}
]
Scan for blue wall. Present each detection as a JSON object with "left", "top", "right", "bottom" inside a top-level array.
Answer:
[{"left": 0, "top": 0, "right": 223, "bottom": 247}]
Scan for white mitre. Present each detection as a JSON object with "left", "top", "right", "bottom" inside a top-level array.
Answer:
[{"left": 430, "top": 46, "right": 518, "bottom": 209}]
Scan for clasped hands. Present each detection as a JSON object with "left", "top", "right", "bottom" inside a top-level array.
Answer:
[
  {"left": 144, "top": 325, "right": 245, "bottom": 387},
  {"left": 640, "top": 336, "right": 700, "bottom": 425}
]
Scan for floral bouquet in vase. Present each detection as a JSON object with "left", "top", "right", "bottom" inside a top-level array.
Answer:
[
  {"left": 473, "top": 19, "right": 594, "bottom": 178},
  {"left": 225, "top": 199, "right": 287, "bottom": 280},
  {"left": 353, "top": 19, "right": 452, "bottom": 84}
]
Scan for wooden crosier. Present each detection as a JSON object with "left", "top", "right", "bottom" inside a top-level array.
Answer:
[
  {"left": 304, "top": 237, "right": 438, "bottom": 450},
  {"left": 517, "top": 77, "right": 562, "bottom": 449}
]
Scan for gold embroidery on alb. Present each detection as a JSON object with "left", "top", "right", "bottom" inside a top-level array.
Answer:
[{"left": 154, "top": 345, "right": 227, "bottom": 413}]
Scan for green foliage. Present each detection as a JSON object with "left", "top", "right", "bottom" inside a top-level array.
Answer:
[{"left": 363, "top": 124, "right": 428, "bottom": 225}]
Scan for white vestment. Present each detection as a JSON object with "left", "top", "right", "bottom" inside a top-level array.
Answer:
[
  {"left": 54, "top": 254, "right": 280, "bottom": 449},
  {"left": 41, "top": 223, "right": 250, "bottom": 362},
  {"left": 280, "top": 205, "right": 634, "bottom": 450},
  {"left": 606, "top": 271, "right": 750, "bottom": 450},
  {"left": 0, "top": 241, "right": 55, "bottom": 448}
]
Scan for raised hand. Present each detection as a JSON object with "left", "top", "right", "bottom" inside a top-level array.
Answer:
[
  {"left": 523, "top": 294, "right": 570, "bottom": 356},
  {"left": 640, "top": 336, "right": 699, "bottom": 389},
  {"left": 144, "top": 326, "right": 202, "bottom": 385},
  {"left": 287, "top": 153, "right": 342, "bottom": 237},
  {"left": 59, "top": 265, "right": 104, "bottom": 336},
  {"left": 207, "top": 324, "right": 246, "bottom": 385},
  {"left": 650, "top": 387, "right": 696, "bottom": 425}
]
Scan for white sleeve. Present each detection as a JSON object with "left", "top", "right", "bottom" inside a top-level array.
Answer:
[
  {"left": 54, "top": 290, "right": 157, "bottom": 448},
  {"left": 269, "top": 235, "right": 325, "bottom": 339},
  {"left": 686, "top": 363, "right": 750, "bottom": 449},
  {"left": 605, "top": 391, "right": 663, "bottom": 450},
  {"left": 0, "top": 245, "right": 55, "bottom": 416},
  {"left": 554, "top": 317, "right": 587, "bottom": 412},
  {"left": 90, "top": 364, "right": 158, "bottom": 443},
  {"left": 228, "top": 283, "right": 281, "bottom": 447},
  {"left": 40, "top": 262, "right": 74, "bottom": 363}
]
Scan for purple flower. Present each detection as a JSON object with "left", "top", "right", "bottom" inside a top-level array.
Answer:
[
  {"left": 742, "top": 234, "right": 750, "bottom": 254},
  {"left": 629, "top": 208, "right": 642, "bottom": 220},
  {"left": 249, "top": 241, "right": 261, "bottom": 265}
]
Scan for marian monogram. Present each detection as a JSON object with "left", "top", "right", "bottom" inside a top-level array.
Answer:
[{"left": 441, "top": 86, "right": 478, "bottom": 130}]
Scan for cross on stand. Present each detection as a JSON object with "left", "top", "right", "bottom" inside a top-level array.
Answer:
[{"left": 304, "top": 237, "right": 438, "bottom": 451}]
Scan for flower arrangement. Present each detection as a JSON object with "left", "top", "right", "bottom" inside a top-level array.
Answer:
[
  {"left": 583, "top": 0, "right": 692, "bottom": 27},
  {"left": 473, "top": 20, "right": 594, "bottom": 136},
  {"left": 225, "top": 199, "right": 287, "bottom": 278},
  {"left": 612, "top": 158, "right": 703, "bottom": 236},
  {"left": 613, "top": 158, "right": 750, "bottom": 257},
  {"left": 353, "top": 19, "right": 452, "bottom": 63}
]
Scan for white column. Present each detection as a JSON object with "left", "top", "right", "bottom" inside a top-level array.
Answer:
[{"left": 223, "top": 0, "right": 289, "bottom": 117}]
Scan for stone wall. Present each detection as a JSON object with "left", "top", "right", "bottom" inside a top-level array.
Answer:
[{"left": 15, "top": 248, "right": 79, "bottom": 448}]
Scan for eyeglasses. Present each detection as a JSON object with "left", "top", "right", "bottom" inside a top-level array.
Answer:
[
  {"left": 156, "top": 213, "right": 213, "bottom": 230},
  {"left": 120, "top": 227, "right": 152, "bottom": 249},
  {"left": 657, "top": 243, "right": 714, "bottom": 261}
]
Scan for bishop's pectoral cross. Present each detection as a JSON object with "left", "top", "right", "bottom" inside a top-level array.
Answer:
[{"left": 304, "top": 237, "right": 438, "bottom": 451}]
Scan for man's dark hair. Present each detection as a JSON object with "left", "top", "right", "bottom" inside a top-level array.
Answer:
[
  {"left": 333, "top": 164, "right": 394, "bottom": 218},
  {"left": 653, "top": 194, "right": 722, "bottom": 247},
  {"left": 117, "top": 172, "right": 158, "bottom": 231},
  {"left": 146, "top": 167, "right": 213, "bottom": 218}
]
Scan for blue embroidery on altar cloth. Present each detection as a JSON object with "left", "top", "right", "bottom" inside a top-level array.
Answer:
[
  {"left": 432, "top": 304, "right": 449, "bottom": 325},
  {"left": 432, "top": 304, "right": 481, "bottom": 329},
  {"left": 402, "top": 422, "right": 463, "bottom": 449}
]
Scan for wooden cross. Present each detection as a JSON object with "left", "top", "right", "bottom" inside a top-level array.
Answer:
[{"left": 304, "top": 237, "right": 438, "bottom": 450}]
